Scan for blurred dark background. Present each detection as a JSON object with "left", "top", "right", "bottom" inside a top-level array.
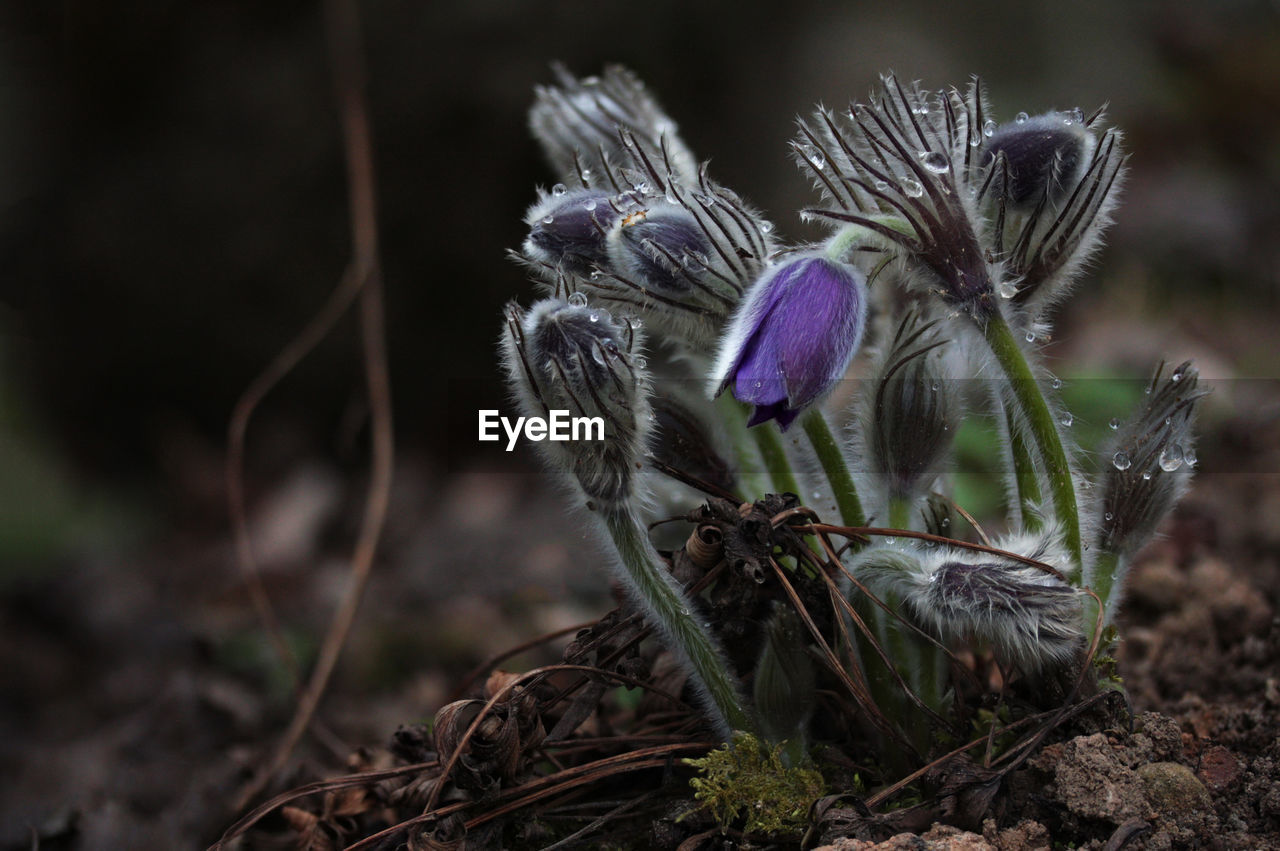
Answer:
[{"left": 1, "top": 0, "right": 1278, "bottom": 846}]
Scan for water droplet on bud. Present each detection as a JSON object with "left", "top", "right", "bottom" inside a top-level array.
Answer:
[
  {"left": 1112, "top": 451, "right": 1131, "bottom": 471},
  {"left": 568, "top": 292, "right": 588, "bottom": 307},
  {"left": 1159, "top": 444, "right": 1184, "bottom": 472},
  {"left": 920, "top": 151, "right": 949, "bottom": 173},
  {"left": 997, "top": 281, "right": 1018, "bottom": 299},
  {"left": 551, "top": 183, "right": 567, "bottom": 197},
  {"left": 1025, "top": 331, "right": 1036, "bottom": 343},
  {"left": 983, "top": 118, "right": 997, "bottom": 137},
  {"left": 1108, "top": 417, "right": 1121, "bottom": 430},
  {"left": 1015, "top": 111, "right": 1029, "bottom": 124},
  {"left": 1051, "top": 377, "right": 1063, "bottom": 389},
  {"left": 1104, "top": 511, "right": 1114, "bottom": 521},
  {"left": 902, "top": 177, "right": 924, "bottom": 198},
  {"left": 760, "top": 221, "right": 775, "bottom": 234}
]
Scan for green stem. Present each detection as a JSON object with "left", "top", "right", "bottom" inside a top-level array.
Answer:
[
  {"left": 1005, "top": 405, "right": 1044, "bottom": 532},
  {"left": 750, "top": 418, "right": 802, "bottom": 497},
  {"left": 603, "top": 508, "right": 755, "bottom": 736},
  {"left": 716, "top": 394, "right": 771, "bottom": 500},
  {"left": 981, "top": 313, "right": 1083, "bottom": 571},
  {"left": 801, "top": 410, "right": 866, "bottom": 528},
  {"left": 1088, "top": 549, "right": 1124, "bottom": 636}
]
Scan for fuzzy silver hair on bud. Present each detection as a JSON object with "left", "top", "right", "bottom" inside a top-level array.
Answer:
[
  {"left": 852, "top": 530, "right": 1084, "bottom": 674},
  {"left": 529, "top": 63, "right": 698, "bottom": 187},
  {"left": 501, "top": 297, "right": 651, "bottom": 509}
]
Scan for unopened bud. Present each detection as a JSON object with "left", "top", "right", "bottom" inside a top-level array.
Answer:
[
  {"left": 982, "top": 112, "right": 1097, "bottom": 209},
  {"left": 501, "top": 297, "right": 651, "bottom": 508},
  {"left": 753, "top": 604, "right": 816, "bottom": 747},
  {"left": 523, "top": 188, "right": 620, "bottom": 277},
  {"left": 869, "top": 314, "right": 956, "bottom": 499},
  {"left": 1098, "top": 361, "right": 1204, "bottom": 556},
  {"left": 852, "top": 531, "right": 1083, "bottom": 673}
]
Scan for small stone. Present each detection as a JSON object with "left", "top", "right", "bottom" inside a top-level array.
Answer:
[
  {"left": 1138, "top": 761, "right": 1212, "bottom": 815},
  {"left": 1197, "top": 745, "right": 1243, "bottom": 792}
]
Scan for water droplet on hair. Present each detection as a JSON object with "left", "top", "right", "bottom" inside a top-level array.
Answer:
[
  {"left": 632, "top": 180, "right": 650, "bottom": 195},
  {"left": 1104, "top": 512, "right": 1114, "bottom": 521},
  {"left": 1015, "top": 111, "right": 1029, "bottom": 124},
  {"left": 583, "top": 198, "right": 597, "bottom": 212},
  {"left": 633, "top": 356, "right": 648, "bottom": 368},
  {"left": 1051, "top": 377, "right": 1063, "bottom": 389},
  {"left": 1060, "top": 412, "right": 1073, "bottom": 427},
  {"left": 588, "top": 269, "right": 602, "bottom": 281},
  {"left": 568, "top": 292, "right": 588, "bottom": 307},
  {"left": 998, "top": 281, "right": 1018, "bottom": 299},
  {"left": 808, "top": 148, "right": 826, "bottom": 170},
  {"left": 1184, "top": 447, "right": 1197, "bottom": 467},
  {"left": 1171, "top": 366, "right": 1185, "bottom": 382},
  {"left": 874, "top": 179, "right": 889, "bottom": 191},
  {"left": 1141, "top": 470, "right": 1153, "bottom": 481},
  {"left": 1109, "top": 417, "right": 1121, "bottom": 430},
  {"left": 542, "top": 215, "right": 555, "bottom": 225},
  {"left": 920, "top": 151, "right": 949, "bottom": 173},
  {"left": 580, "top": 168, "right": 593, "bottom": 184},
  {"left": 902, "top": 177, "right": 924, "bottom": 198},
  {"left": 983, "top": 118, "right": 997, "bottom": 137},
  {"left": 1025, "top": 331, "right": 1036, "bottom": 343},
  {"left": 551, "top": 183, "right": 567, "bottom": 197},
  {"left": 1112, "top": 451, "right": 1131, "bottom": 471},
  {"left": 1159, "top": 444, "right": 1184, "bottom": 472},
  {"left": 753, "top": 380, "right": 763, "bottom": 389},
  {"left": 627, "top": 315, "right": 643, "bottom": 329},
  {"left": 759, "top": 220, "right": 774, "bottom": 234}
]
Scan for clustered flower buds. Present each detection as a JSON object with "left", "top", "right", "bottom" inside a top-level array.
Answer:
[{"left": 500, "top": 64, "right": 1201, "bottom": 754}]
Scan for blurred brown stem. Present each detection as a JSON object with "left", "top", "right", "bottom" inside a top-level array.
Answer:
[{"left": 231, "top": 0, "right": 394, "bottom": 814}]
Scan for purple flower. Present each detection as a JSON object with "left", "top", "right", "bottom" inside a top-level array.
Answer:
[{"left": 711, "top": 255, "right": 867, "bottom": 430}]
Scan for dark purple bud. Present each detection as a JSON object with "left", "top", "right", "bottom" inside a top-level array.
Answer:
[
  {"left": 607, "top": 205, "right": 712, "bottom": 295},
  {"left": 711, "top": 255, "right": 868, "bottom": 430},
  {"left": 523, "top": 188, "right": 621, "bottom": 276},
  {"left": 982, "top": 112, "right": 1095, "bottom": 208}
]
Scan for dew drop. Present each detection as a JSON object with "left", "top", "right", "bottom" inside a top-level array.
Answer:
[
  {"left": 1051, "top": 377, "right": 1063, "bottom": 389},
  {"left": 920, "top": 151, "right": 949, "bottom": 173},
  {"left": 541, "top": 215, "right": 555, "bottom": 225},
  {"left": 1108, "top": 417, "right": 1121, "bottom": 430},
  {"left": 568, "top": 292, "right": 588, "bottom": 307},
  {"left": 1060, "top": 412, "right": 1074, "bottom": 427},
  {"left": 551, "top": 183, "right": 568, "bottom": 197},
  {"left": 902, "top": 177, "right": 925, "bottom": 198},
  {"left": 997, "top": 281, "right": 1018, "bottom": 299},
  {"left": 1104, "top": 512, "right": 1114, "bottom": 522},
  {"left": 633, "top": 356, "right": 648, "bottom": 368},
  {"left": 1141, "top": 470, "right": 1153, "bottom": 481},
  {"left": 580, "top": 168, "right": 593, "bottom": 183},
  {"left": 1171, "top": 366, "right": 1184, "bottom": 382},
  {"left": 1185, "top": 447, "right": 1197, "bottom": 467},
  {"left": 983, "top": 118, "right": 997, "bottom": 137},
  {"left": 1015, "top": 111, "right": 1029, "bottom": 124},
  {"left": 588, "top": 269, "right": 602, "bottom": 281},
  {"left": 1159, "top": 444, "right": 1184, "bottom": 472},
  {"left": 1025, "top": 331, "right": 1036, "bottom": 343},
  {"left": 874, "top": 179, "right": 889, "bottom": 191},
  {"left": 812, "top": 491, "right": 822, "bottom": 500},
  {"left": 583, "top": 198, "right": 597, "bottom": 212},
  {"left": 753, "top": 380, "right": 763, "bottom": 390},
  {"left": 627, "top": 315, "right": 643, "bottom": 329},
  {"left": 760, "top": 221, "right": 775, "bottom": 234},
  {"left": 1112, "top": 451, "right": 1131, "bottom": 471},
  {"left": 803, "top": 146, "right": 826, "bottom": 170}
]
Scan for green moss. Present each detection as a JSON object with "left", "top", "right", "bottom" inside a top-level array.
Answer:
[{"left": 684, "top": 732, "right": 825, "bottom": 836}]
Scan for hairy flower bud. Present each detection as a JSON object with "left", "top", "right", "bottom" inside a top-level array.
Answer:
[
  {"left": 869, "top": 314, "right": 956, "bottom": 499},
  {"left": 852, "top": 531, "right": 1083, "bottom": 673},
  {"left": 522, "top": 187, "right": 621, "bottom": 277},
  {"left": 529, "top": 63, "right": 698, "bottom": 185},
  {"left": 981, "top": 112, "right": 1097, "bottom": 208},
  {"left": 501, "top": 297, "right": 651, "bottom": 508},
  {"left": 711, "top": 254, "right": 868, "bottom": 430},
  {"left": 753, "top": 604, "right": 816, "bottom": 749},
  {"left": 607, "top": 204, "right": 713, "bottom": 295},
  {"left": 1097, "top": 361, "right": 1204, "bottom": 556}
]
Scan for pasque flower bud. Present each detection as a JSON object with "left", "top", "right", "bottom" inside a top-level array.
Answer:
[
  {"left": 711, "top": 254, "right": 868, "bottom": 430},
  {"left": 981, "top": 112, "right": 1097, "bottom": 209},
  {"left": 501, "top": 297, "right": 651, "bottom": 508},
  {"left": 869, "top": 314, "right": 956, "bottom": 499},
  {"left": 852, "top": 530, "right": 1083, "bottom": 674},
  {"left": 529, "top": 63, "right": 698, "bottom": 185},
  {"left": 522, "top": 187, "right": 621, "bottom": 277},
  {"left": 1098, "top": 361, "right": 1203, "bottom": 556}
]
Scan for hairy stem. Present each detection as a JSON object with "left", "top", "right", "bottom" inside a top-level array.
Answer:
[
  {"left": 801, "top": 409, "right": 866, "bottom": 528},
  {"left": 716, "top": 394, "right": 772, "bottom": 500},
  {"left": 603, "top": 507, "right": 755, "bottom": 737},
  {"left": 1005, "top": 404, "right": 1045, "bottom": 532},
  {"left": 751, "top": 417, "right": 803, "bottom": 497},
  {"left": 981, "top": 313, "right": 1083, "bottom": 570}
]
